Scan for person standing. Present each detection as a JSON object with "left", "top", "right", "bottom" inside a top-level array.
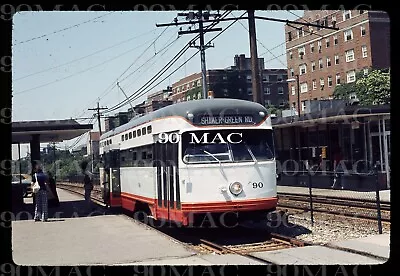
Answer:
[
  {"left": 47, "top": 172, "right": 60, "bottom": 208},
  {"left": 32, "top": 164, "right": 49, "bottom": 222},
  {"left": 83, "top": 169, "right": 93, "bottom": 211}
]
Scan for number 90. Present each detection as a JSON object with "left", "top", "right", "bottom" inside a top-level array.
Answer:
[{"left": 158, "top": 132, "right": 180, "bottom": 144}]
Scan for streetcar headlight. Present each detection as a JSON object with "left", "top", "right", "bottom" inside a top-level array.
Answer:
[
  {"left": 259, "top": 111, "right": 265, "bottom": 117},
  {"left": 229, "top": 182, "right": 243, "bottom": 196}
]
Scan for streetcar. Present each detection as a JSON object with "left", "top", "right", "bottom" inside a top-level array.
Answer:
[{"left": 99, "top": 98, "right": 278, "bottom": 226}]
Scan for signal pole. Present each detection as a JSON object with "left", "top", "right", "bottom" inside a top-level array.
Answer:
[
  {"left": 157, "top": 10, "right": 222, "bottom": 99},
  {"left": 248, "top": 10, "right": 263, "bottom": 105},
  {"left": 88, "top": 102, "right": 107, "bottom": 136}
]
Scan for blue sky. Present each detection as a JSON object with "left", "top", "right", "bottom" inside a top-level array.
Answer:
[{"left": 11, "top": 10, "right": 304, "bottom": 159}]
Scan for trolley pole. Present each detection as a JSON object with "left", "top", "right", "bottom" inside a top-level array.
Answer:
[
  {"left": 89, "top": 102, "right": 107, "bottom": 136},
  {"left": 198, "top": 10, "right": 208, "bottom": 99}
]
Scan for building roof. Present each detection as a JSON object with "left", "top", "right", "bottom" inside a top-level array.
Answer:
[
  {"left": 101, "top": 98, "right": 269, "bottom": 140},
  {"left": 12, "top": 119, "right": 93, "bottom": 144},
  {"left": 272, "top": 104, "right": 390, "bottom": 127}
]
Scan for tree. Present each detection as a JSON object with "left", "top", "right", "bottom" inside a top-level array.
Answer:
[
  {"left": 333, "top": 68, "right": 390, "bottom": 105},
  {"left": 356, "top": 69, "right": 390, "bottom": 105}
]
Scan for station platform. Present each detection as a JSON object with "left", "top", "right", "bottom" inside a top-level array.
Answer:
[
  {"left": 278, "top": 185, "right": 390, "bottom": 203},
  {"left": 11, "top": 188, "right": 390, "bottom": 265}
]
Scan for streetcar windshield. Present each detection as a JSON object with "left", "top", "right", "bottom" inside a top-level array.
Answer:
[{"left": 181, "top": 129, "right": 275, "bottom": 164}]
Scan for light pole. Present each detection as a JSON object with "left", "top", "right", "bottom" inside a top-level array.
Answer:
[{"left": 286, "top": 75, "right": 300, "bottom": 117}]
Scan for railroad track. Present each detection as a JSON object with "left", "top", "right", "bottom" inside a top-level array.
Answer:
[
  {"left": 57, "top": 182, "right": 314, "bottom": 264},
  {"left": 277, "top": 192, "right": 390, "bottom": 223}
]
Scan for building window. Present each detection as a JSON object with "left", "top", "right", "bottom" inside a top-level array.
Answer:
[
  {"left": 197, "top": 80, "right": 201, "bottom": 86},
  {"left": 298, "top": 46, "right": 305, "bottom": 58},
  {"left": 300, "top": 82, "right": 308, "bottom": 93},
  {"left": 325, "top": 38, "right": 330, "bottom": 48},
  {"left": 311, "top": 61, "right": 316, "bottom": 72},
  {"left": 312, "top": 79, "right": 317, "bottom": 90},
  {"left": 299, "top": 64, "right": 307, "bottom": 75},
  {"left": 278, "top": 87, "right": 284, "bottom": 94},
  {"left": 345, "top": 49, "right": 355, "bottom": 62},
  {"left": 347, "top": 70, "right": 356, "bottom": 83},
  {"left": 310, "top": 43, "right": 314, "bottom": 53},
  {"left": 320, "top": 78, "right": 325, "bottom": 87},
  {"left": 265, "top": 87, "right": 271, "bottom": 95},
  {"left": 344, "top": 29, "right": 353, "bottom": 41},
  {"left": 264, "top": 75, "right": 270, "bottom": 82},
  {"left": 291, "top": 86, "right": 296, "bottom": 95},
  {"left": 187, "top": 95, "right": 191, "bottom": 101},
  {"left": 192, "top": 81, "right": 195, "bottom": 87},
  {"left": 326, "top": 57, "right": 331, "bottom": 67},
  {"left": 323, "top": 17, "right": 328, "bottom": 27},
  {"left": 343, "top": 10, "right": 351, "bottom": 21},
  {"left": 333, "top": 35, "right": 338, "bottom": 45},
  {"left": 363, "top": 68, "right": 369, "bottom": 76},
  {"left": 328, "top": 76, "right": 333, "bottom": 87},
  {"left": 362, "top": 45, "right": 368, "bottom": 58},
  {"left": 360, "top": 10, "right": 365, "bottom": 14},
  {"left": 197, "top": 92, "right": 201, "bottom": 99},
  {"left": 319, "top": 59, "right": 323, "bottom": 69},
  {"left": 361, "top": 25, "right": 366, "bottom": 36},
  {"left": 289, "top": 51, "right": 293, "bottom": 59},
  {"left": 301, "top": 101, "right": 307, "bottom": 111},
  {"left": 331, "top": 15, "right": 336, "bottom": 26},
  {"left": 247, "top": 87, "right": 252, "bottom": 95},
  {"left": 265, "top": 99, "right": 271, "bottom": 106},
  {"left": 289, "top": 68, "right": 294, "bottom": 77},
  {"left": 336, "top": 73, "right": 341, "bottom": 84},
  {"left": 288, "top": 31, "right": 292, "bottom": 41},
  {"left": 297, "top": 29, "right": 301, "bottom": 39},
  {"left": 277, "top": 75, "right": 283, "bottom": 82},
  {"left": 335, "top": 55, "right": 339, "bottom": 65},
  {"left": 317, "top": 40, "right": 322, "bottom": 52}
]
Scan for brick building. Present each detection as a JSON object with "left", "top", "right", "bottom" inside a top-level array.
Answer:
[
  {"left": 285, "top": 10, "right": 390, "bottom": 113},
  {"left": 171, "top": 54, "right": 289, "bottom": 107}
]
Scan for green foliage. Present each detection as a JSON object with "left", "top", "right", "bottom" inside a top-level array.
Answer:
[
  {"left": 356, "top": 69, "right": 390, "bottom": 105},
  {"left": 333, "top": 68, "right": 390, "bottom": 105}
]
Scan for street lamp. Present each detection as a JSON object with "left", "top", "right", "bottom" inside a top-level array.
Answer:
[{"left": 286, "top": 75, "right": 300, "bottom": 118}]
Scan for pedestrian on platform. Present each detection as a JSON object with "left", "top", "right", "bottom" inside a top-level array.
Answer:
[
  {"left": 47, "top": 172, "right": 60, "bottom": 208},
  {"left": 332, "top": 147, "right": 345, "bottom": 189},
  {"left": 32, "top": 164, "right": 49, "bottom": 222},
  {"left": 81, "top": 163, "right": 94, "bottom": 212}
]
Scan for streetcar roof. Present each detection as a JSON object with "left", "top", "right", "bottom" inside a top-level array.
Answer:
[{"left": 100, "top": 98, "right": 269, "bottom": 140}]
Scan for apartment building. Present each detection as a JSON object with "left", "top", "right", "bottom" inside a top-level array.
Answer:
[
  {"left": 285, "top": 10, "right": 390, "bottom": 113},
  {"left": 171, "top": 54, "right": 289, "bottom": 107}
]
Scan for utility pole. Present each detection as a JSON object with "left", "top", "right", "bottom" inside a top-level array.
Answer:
[
  {"left": 247, "top": 10, "right": 263, "bottom": 105},
  {"left": 156, "top": 11, "right": 222, "bottom": 99},
  {"left": 89, "top": 102, "right": 107, "bottom": 136}
]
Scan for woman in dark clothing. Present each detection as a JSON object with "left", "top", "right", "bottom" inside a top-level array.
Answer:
[
  {"left": 31, "top": 164, "right": 49, "bottom": 222},
  {"left": 47, "top": 172, "right": 60, "bottom": 208}
]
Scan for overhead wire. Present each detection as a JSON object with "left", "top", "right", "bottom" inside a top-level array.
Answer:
[
  {"left": 101, "top": 10, "right": 233, "bottom": 114},
  {"left": 103, "top": 11, "right": 244, "bottom": 114},
  {"left": 13, "top": 11, "right": 115, "bottom": 46},
  {"left": 71, "top": 22, "right": 175, "bottom": 119},
  {"left": 14, "top": 27, "right": 159, "bottom": 82},
  {"left": 13, "top": 29, "right": 176, "bottom": 96}
]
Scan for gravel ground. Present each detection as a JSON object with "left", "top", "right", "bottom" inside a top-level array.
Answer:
[{"left": 270, "top": 211, "right": 391, "bottom": 244}]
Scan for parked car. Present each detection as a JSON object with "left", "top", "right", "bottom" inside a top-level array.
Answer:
[{"left": 12, "top": 174, "right": 32, "bottom": 197}]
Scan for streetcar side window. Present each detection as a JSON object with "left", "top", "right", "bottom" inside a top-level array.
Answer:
[
  {"left": 147, "top": 126, "right": 152, "bottom": 134},
  {"left": 129, "top": 132, "right": 132, "bottom": 139},
  {"left": 137, "top": 129, "right": 141, "bottom": 136},
  {"left": 132, "top": 131, "right": 136, "bottom": 138},
  {"left": 125, "top": 134, "right": 128, "bottom": 140},
  {"left": 121, "top": 135, "right": 124, "bottom": 141},
  {"left": 142, "top": 127, "right": 146, "bottom": 135}
]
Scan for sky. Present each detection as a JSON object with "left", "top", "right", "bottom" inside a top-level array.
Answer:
[{"left": 11, "top": 10, "right": 304, "bottom": 160}]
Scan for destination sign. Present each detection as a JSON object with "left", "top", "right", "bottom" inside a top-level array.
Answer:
[{"left": 198, "top": 115, "right": 255, "bottom": 125}]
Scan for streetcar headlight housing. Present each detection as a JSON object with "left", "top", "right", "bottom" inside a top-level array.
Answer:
[{"left": 229, "top": 182, "right": 243, "bottom": 196}]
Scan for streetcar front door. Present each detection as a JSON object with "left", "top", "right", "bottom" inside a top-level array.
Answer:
[
  {"left": 154, "top": 132, "right": 181, "bottom": 222},
  {"left": 109, "top": 150, "right": 122, "bottom": 207}
]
